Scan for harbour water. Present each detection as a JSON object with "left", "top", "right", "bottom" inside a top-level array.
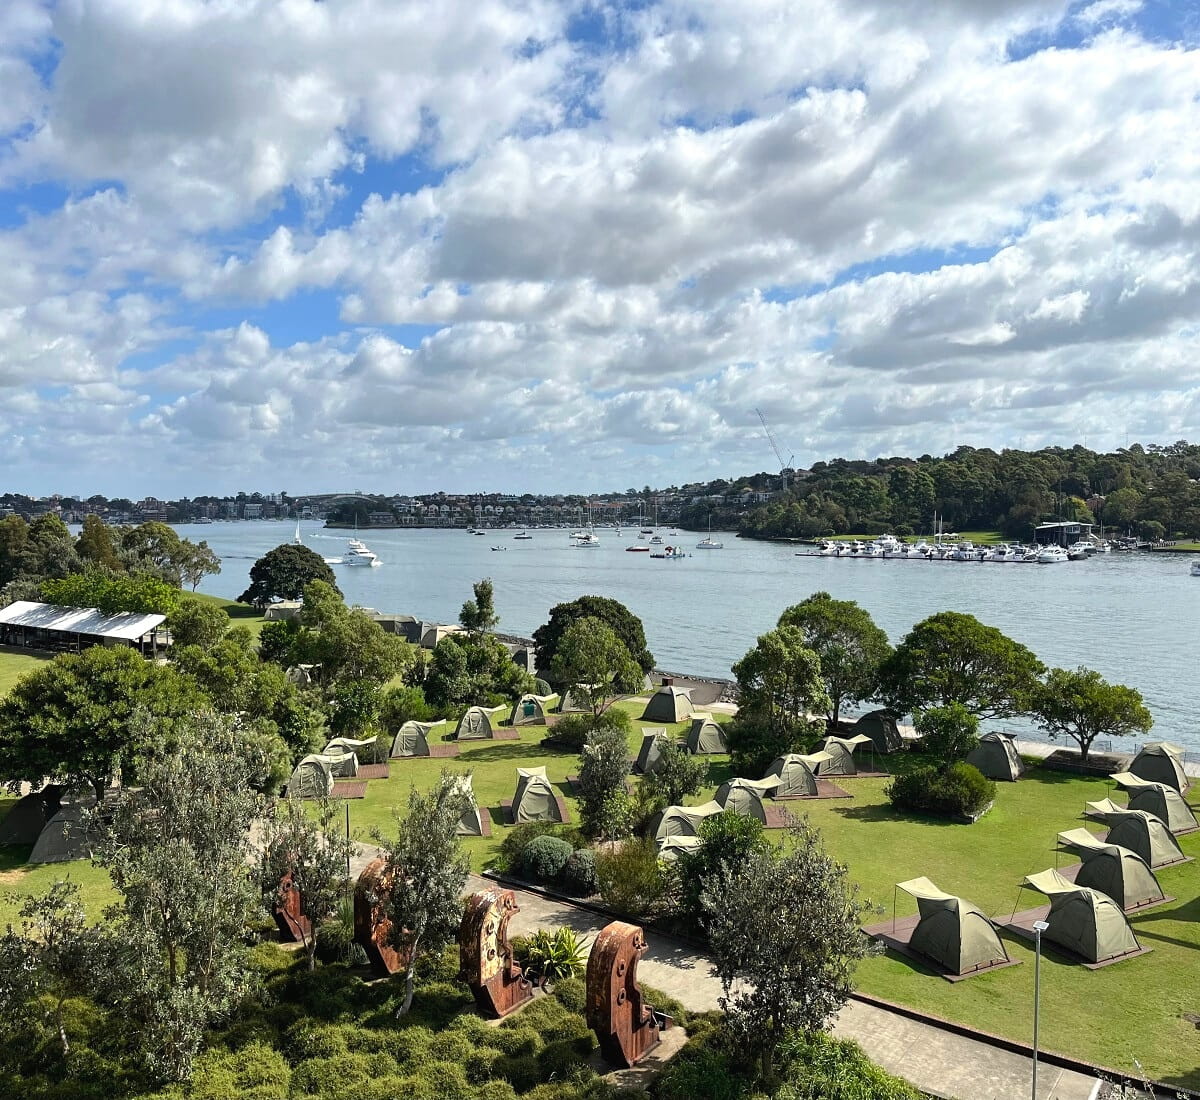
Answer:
[{"left": 178, "top": 523, "right": 1200, "bottom": 752}]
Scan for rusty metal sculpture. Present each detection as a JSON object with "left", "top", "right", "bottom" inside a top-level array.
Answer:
[
  {"left": 585, "top": 920, "right": 670, "bottom": 1068},
  {"left": 272, "top": 868, "right": 311, "bottom": 944},
  {"left": 354, "top": 857, "right": 406, "bottom": 976},
  {"left": 458, "top": 888, "right": 534, "bottom": 1017}
]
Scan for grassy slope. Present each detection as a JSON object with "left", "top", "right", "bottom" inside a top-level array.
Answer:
[{"left": 0, "top": 647, "right": 50, "bottom": 696}]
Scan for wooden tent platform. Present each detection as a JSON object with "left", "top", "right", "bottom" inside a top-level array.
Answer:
[
  {"left": 826, "top": 769, "right": 890, "bottom": 780},
  {"left": 331, "top": 780, "right": 369, "bottom": 800},
  {"left": 427, "top": 744, "right": 462, "bottom": 758},
  {"left": 1000, "top": 905, "right": 1153, "bottom": 969},
  {"left": 356, "top": 764, "right": 390, "bottom": 780},
  {"left": 500, "top": 796, "right": 571, "bottom": 825},
  {"left": 775, "top": 780, "right": 853, "bottom": 802},
  {"left": 860, "top": 913, "right": 1023, "bottom": 983}
]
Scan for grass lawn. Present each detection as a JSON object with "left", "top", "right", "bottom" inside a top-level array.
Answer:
[
  {"left": 187, "top": 591, "right": 269, "bottom": 638},
  {"left": 0, "top": 646, "right": 50, "bottom": 696}
]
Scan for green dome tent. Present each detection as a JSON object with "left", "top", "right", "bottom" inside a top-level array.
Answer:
[
  {"left": 1057, "top": 829, "right": 1166, "bottom": 911},
  {"left": 898, "top": 877, "right": 1011, "bottom": 976},
  {"left": 1128, "top": 742, "right": 1189, "bottom": 794},
  {"left": 316, "top": 750, "right": 359, "bottom": 779},
  {"left": 0, "top": 785, "right": 66, "bottom": 847},
  {"left": 286, "top": 754, "right": 336, "bottom": 799},
  {"left": 640, "top": 685, "right": 695, "bottom": 724},
  {"left": 29, "top": 801, "right": 99, "bottom": 864},
  {"left": 852, "top": 709, "right": 903, "bottom": 754},
  {"left": 633, "top": 729, "right": 671, "bottom": 775},
  {"left": 324, "top": 736, "right": 382, "bottom": 765},
  {"left": 1022, "top": 868, "right": 1142, "bottom": 964},
  {"left": 511, "top": 766, "right": 563, "bottom": 824},
  {"left": 452, "top": 774, "right": 485, "bottom": 836},
  {"left": 684, "top": 714, "right": 730, "bottom": 755},
  {"left": 655, "top": 835, "right": 702, "bottom": 860},
  {"left": 649, "top": 801, "right": 724, "bottom": 842},
  {"left": 1111, "top": 773, "right": 1198, "bottom": 834},
  {"left": 390, "top": 720, "right": 439, "bottom": 758},
  {"left": 455, "top": 705, "right": 506, "bottom": 741},
  {"left": 714, "top": 777, "right": 780, "bottom": 823},
  {"left": 817, "top": 735, "right": 873, "bottom": 777},
  {"left": 509, "top": 693, "right": 559, "bottom": 726},
  {"left": 965, "top": 732, "right": 1025, "bottom": 781},
  {"left": 1083, "top": 802, "right": 1186, "bottom": 869},
  {"left": 763, "top": 752, "right": 832, "bottom": 798}
]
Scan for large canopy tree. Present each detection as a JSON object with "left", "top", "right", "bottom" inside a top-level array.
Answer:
[
  {"left": 1032, "top": 666, "right": 1152, "bottom": 762},
  {"left": 878, "top": 611, "right": 1044, "bottom": 721},
  {"left": 548, "top": 616, "right": 643, "bottom": 715},
  {"left": 0, "top": 646, "right": 205, "bottom": 801},
  {"left": 777, "top": 591, "right": 892, "bottom": 725},
  {"left": 533, "top": 595, "right": 653, "bottom": 682},
  {"left": 239, "top": 544, "right": 340, "bottom": 607}
]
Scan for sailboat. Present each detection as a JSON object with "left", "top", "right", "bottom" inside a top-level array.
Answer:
[
  {"left": 696, "top": 519, "right": 724, "bottom": 550},
  {"left": 293, "top": 517, "right": 302, "bottom": 545}
]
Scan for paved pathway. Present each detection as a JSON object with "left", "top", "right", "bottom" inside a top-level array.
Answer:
[{"left": 475, "top": 874, "right": 1100, "bottom": 1100}]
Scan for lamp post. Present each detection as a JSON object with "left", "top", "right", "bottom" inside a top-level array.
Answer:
[{"left": 1032, "top": 919, "right": 1049, "bottom": 1100}]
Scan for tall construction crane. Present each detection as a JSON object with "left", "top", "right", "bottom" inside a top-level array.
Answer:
[{"left": 755, "top": 408, "right": 794, "bottom": 492}]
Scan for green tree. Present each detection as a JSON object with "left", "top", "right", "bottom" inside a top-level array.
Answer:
[
  {"left": 259, "top": 797, "right": 355, "bottom": 971},
  {"left": 533, "top": 596, "right": 654, "bottom": 680},
  {"left": 239, "top": 545, "right": 340, "bottom": 607},
  {"left": 701, "top": 819, "right": 874, "bottom": 1088},
  {"left": 92, "top": 713, "right": 262, "bottom": 1082},
  {"left": 0, "top": 646, "right": 204, "bottom": 802},
  {"left": 878, "top": 611, "right": 1044, "bottom": 721},
  {"left": 423, "top": 636, "right": 472, "bottom": 711},
  {"left": 22, "top": 514, "right": 80, "bottom": 580},
  {"left": 374, "top": 773, "right": 471, "bottom": 1016},
  {"left": 778, "top": 592, "right": 892, "bottom": 726},
  {"left": 296, "top": 581, "right": 414, "bottom": 686},
  {"left": 166, "top": 597, "right": 230, "bottom": 650},
  {"left": 676, "top": 810, "right": 769, "bottom": 932},
  {"left": 728, "top": 626, "right": 829, "bottom": 777},
  {"left": 578, "top": 726, "right": 633, "bottom": 840},
  {"left": 328, "top": 679, "right": 381, "bottom": 737},
  {"left": 0, "top": 515, "right": 30, "bottom": 587},
  {"left": 76, "top": 514, "right": 121, "bottom": 571},
  {"left": 459, "top": 578, "right": 499, "bottom": 640},
  {"left": 42, "top": 570, "right": 181, "bottom": 615},
  {"left": 914, "top": 703, "right": 980, "bottom": 764},
  {"left": 642, "top": 741, "right": 708, "bottom": 812},
  {"left": 177, "top": 540, "right": 222, "bottom": 592},
  {"left": 548, "top": 616, "right": 643, "bottom": 715},
  {"left": 1032, "top": 666, "right": 1153, "bottom": 762}
]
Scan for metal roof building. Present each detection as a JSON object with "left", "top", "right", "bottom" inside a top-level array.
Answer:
[{"left": 0, "top": 600, "right": 167, "bottom": 655}]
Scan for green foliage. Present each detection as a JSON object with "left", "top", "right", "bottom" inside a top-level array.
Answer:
[
  {"left": 641, "top": 741, "right": 708, "bottom": 811},
  {"left": 43, "top": 570, "right": 181, "bottom": 616},
  {"left": 295, "top": 582, "right": 415, "bottom": 687},
  {"left": 914, "top": 703, "right": 980, "bottom": 764},
  {"left": 887, "top": 762, "right": 996, "bottom": 818},
  {"left": 521, "top": 928, "right": 589, "bottom": 984},
  {"left": 522, "top": 835, "right": 574, "bottom": 882},
  {"left": 548, "top": 617, "right": 643, "bottom": 715},
  {"left": 379, "top": 684, "right": 434, "bottom": 730},
  {"left": 329, "top": 679, "right": 382, "bottom": 737},
  {"left": 729, "top": 626, "right": 829, "bottom": 777},
  {"left": 166, "top": 598, "right": 230, "bottom": 650},
  {"left": 190, "top": 1043, "right": 290, "bottom": 1100},
  {"left": 460, "top": 578, "right": 500, "bottom": 638},
  {"left": 76, "top": 514, "right": 122, "bottom": 571},
  {"left": 770, "top": 1029, "right": 922, "bottom": 1099},
  {"left": 578, "top": 725, "right": 632, "bottom": 839},
  {"left": 176, "top": 540, "right": 222, "bottom": 593},
  {"left": 239, "top": 545, "right": 340, "bottom": 607},
  {"left": 777, "top": 592, "right": 892, "bottom": 725},
  {"left": 549, "top": 708, "right": 631, "bottom": 750},
  {"left": 655, "top": 1042, "right": 744, "bottom": 1100},
  {"left": 553, "top": 977, "right": 586, "bottom": 1014},
  {"left": 878, "top": 611, "right": 1044, "bottom": 721},
  {"left": 596, "top": 837, "right": 667, "bottom": 918},
  {"left": 676, "top": 811, "right": 770, "bottom": 932},
  {"left": 560, "top": 849, "right": 599, "bottom": 896},
  {"left": 1032, "top": 665, "right": 1153, "bottom": 761},
  {"left": 423, "top": 634, "right": 530, "bottom": 711},
  {"left": 534, "top": 595, "right": 654, "bottom": 681}
]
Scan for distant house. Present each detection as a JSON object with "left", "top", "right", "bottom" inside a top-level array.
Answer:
[
  {"left": 367, "top": 511, "right": 394, "bottom": 526},
  {"left": 1034, "top": 521, "right": 1093, "bottom": 547}
]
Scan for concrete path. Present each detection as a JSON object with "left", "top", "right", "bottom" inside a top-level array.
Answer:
[{"left": 475, "top": 874, "right": 1100, "bottom": 1100}]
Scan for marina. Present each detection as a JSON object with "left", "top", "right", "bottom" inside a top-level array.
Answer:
[{"left": 178, "top": 521, "right": 1200, "bottom": 753}]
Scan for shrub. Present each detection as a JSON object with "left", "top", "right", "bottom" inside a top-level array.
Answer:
[
  {"left": 676, "top": 811, "right": 769, "bottom": 932},
  {"left": 289, "top": 1052, "right": 374, "bottom": 1096},
  {"left": 404, "top": 981, "right": 474, "bottom": 1030},
  {"left": 465, "top": 1046, "right": 504, "bottom": 1084},
  {"left": 537, "top": 1037, "right": 596, "bottom": 1080},
  {"left": 521, "top": 928, "right": 589, "bottom": 984},
  {"left": 887, "top": 762, "right": 995, "bottom": 819},
  {"left": 489, "top": 1024, "right": 542, "bottom": 1056},
  {"left": 578, "top": 726, "right": 633, "bottom": 839},
  {"left": 429, "top": 1031, "right": 474, "bottom": 1064},
  {"left": 774, "top": 1029, "right": 922, "bottom": 1099},
  {"left": 314, "top": 899, "right": 357, "bottom": 965},
  {"left": 379, "top": 684, "right": 434, "bottom": 730},
  {"left": 494, "top": 1053, "right": 542, "bottom": 1092},
  {"left": 550, "top": 708, "right": 631, "bottom": 750},
  {"left": 642, "top": 742, "right": 708, "bottom": 810},
  {"left": 560, "top": 848, "right": 599, "bottom": 896},
  {"left": 914, "top": 703, "right": 980, "bottom": 764},
  {"left": 523, "top": 835, "right": 574, "bottom": 882},
  {"left": 497, "top": 821, "right": 562, "bottom": 873},
  {"left": 596, "top": 837, "right": 668, "bottom": 917},
  {"left": 191, "top": 1043, "right": 291, "bottom": 1100},
  {"left": 282, "top": 1020, "right": 349, "bottom": 1062},
  {"left": 474, "top": 1082, "right": 520, "bottom": 1100},
  {"left": 552, "top": 977, "right": 586, "bottom": 1014},
  {"left": 656, "top": 1043, "right": 743, "bottom": 1100}
]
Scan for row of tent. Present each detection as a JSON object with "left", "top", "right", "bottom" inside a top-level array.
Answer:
[{"left": 389, "top": 695, "right": 563, "bottom": 758}]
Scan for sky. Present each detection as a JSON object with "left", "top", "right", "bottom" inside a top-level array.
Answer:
[{"left": 0, "top": 0, "right": 1198, "bottom": 497}]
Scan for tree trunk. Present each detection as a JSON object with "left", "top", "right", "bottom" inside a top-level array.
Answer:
[
  {"left": 396, "top": 962, "right": 417, "bottom": 1017},
  {"left": 55, "top": 997, "right": 70, "bottom": 1055}
]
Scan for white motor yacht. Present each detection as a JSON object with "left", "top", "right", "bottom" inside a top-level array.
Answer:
[
  {"left": 1067, "top": 544, "right": 1091, "bottom": 561},
  {"left": 513, "top": 531, "right": 533, "bottom": 540},
  {"left": 341, "top": 541, "right": 381, "bottom": 566},
  {"left": 818, "top": 540, "right": 839, "bottom": 556},
  {"left": 1036, "top": 546, "right": 1068, "bottom": 564},
  {"left": 575, "top": 531, "right": 600, "bottom": 547}
]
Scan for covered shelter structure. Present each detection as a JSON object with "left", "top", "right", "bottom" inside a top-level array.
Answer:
[
  {"left": 390, "top": 721, "right": 439, "bottom": 758},
  {"left": 509, "top": 693, "right": 558, "bottom": 726},
  {"left": 1016, "top": 869, "right": 1144, "bottom": 965},
  {"left": 1111, "top": 773, "right": 1198, "bottom": 834},
  {"left": 633, "top": 729, "right": 671, "bottom": 775},
  {"left": 763, "top": 752, "right": 831, "bottom": 799},
  {"left": 455, "top": 705, "right": 505, "bottom": 741},
  {"left": 1127, "top": 743, "right": 1190, "bottom": 794},
  {"left": 324, "top": 736, "right": 382, "bottom": 765},
  {"left": 966, "top": 732, "right": 1026, "bottom": 782},
  {"left": 684, "top": 714, "right": 730, "bottom": 755},
  {"left": 510, "top": 767, "right": 564, "bottom": 824},
  {"left": 895, "top": 877, "right": 1012, "bottom": 977},
  {"left": 286, "top": 755, "right": 335, "bottom": 799},
  {"left": 1057, "top": 830, "right": 1168, "bottom": 912},
  {"left": 1084, "top": 803, "right": 1188, "bottom": 869},
  {"left": 714, "top": 777, "right": 779, "bottom": 822},
  {"left": 649, "top": 800, "right": 723, "bottom": 842},
  {"left": 640, "top": 685, "right": 694, "bottom": 724},
  {"left": 0, "top": 600, "right": 167, "bottom": 656},
  {"left": 852, "top": 709, "right": 903, "bottom": 754},
  {"left": 817, "top": 735, "right": 873, "bottom": 777}
]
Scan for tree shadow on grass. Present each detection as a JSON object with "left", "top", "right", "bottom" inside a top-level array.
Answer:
[
  {"left": 0, "top": 844, "right": 33, "bottom": 871},
  {"left": 830, "top": 803, "right": 961, "bottom": 828},
  {"left": 459, "top": 743, "right": 562, "bottom": 763},
  {"left": 486, "top": 805, "right": 512, "bottom": 829},
  {"left": 223, "top": 602, "right": 263, "bottom": 621}
]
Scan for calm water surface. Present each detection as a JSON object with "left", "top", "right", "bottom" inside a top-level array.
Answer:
[{"left": 179, "top": 523, "right": 1200, "bottom": 751}]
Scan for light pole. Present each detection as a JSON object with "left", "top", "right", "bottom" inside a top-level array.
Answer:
[{"left": 1032, "top": 919, "right": 1049, "bottom": 1100}]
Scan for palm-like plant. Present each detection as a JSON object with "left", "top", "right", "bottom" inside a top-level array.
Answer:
[{"left": 523, "top": 927, "right": 589, "bottom": 987}]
